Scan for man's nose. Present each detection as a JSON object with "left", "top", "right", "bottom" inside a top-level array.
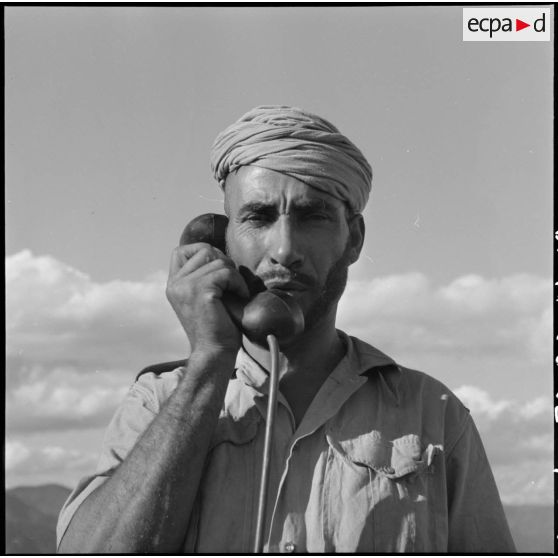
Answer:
[{"left": 267, "top": 216, "right": 304, "bottom": 269}]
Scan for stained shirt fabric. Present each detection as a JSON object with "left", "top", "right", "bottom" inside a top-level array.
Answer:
[{"left": 57, "top": 332, "right": 516, "bottom": 553}]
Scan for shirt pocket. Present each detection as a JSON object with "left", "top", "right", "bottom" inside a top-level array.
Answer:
[
  {"left": 188, "top": 409, "right": 261, "bottom": 553},
  {"left": 323, "top": 429, "right": 442, "bottom": 553}
]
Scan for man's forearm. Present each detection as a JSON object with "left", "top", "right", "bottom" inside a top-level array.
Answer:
[{"left": 58, "top": 349, "right": 236, "bottom": 554}]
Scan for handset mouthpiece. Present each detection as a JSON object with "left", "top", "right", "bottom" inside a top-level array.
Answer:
[{"left": 241, "top": 289, "right": 305, "bottom": 347}]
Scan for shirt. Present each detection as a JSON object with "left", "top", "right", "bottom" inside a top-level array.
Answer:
[{"left": 57, "top": 331, "right": 516, "bottom": 553}]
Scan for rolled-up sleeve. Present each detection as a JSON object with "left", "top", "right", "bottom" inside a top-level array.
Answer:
[{"left": 445, "top": 416, "right": 516, "bottom": 552}]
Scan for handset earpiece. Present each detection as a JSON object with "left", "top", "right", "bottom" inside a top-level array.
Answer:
[
  {"left": 180, "top": 213, "right": 227, "bottom": 253},
  {"left": 180, "top": 214, "right": 304, "bottom": 346}
]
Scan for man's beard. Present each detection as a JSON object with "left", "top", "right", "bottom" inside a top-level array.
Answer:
[{"left": 303, "top": 240, "right": 352, "bottom": 330}]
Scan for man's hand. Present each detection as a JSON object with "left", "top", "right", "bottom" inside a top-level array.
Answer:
[{"left": 166, "top": 243, "right": 250, "bottom": 355}]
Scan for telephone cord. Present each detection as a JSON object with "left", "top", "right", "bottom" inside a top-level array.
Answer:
[{"left": 253, "top": 333, "right": 280, "bottom": 553}]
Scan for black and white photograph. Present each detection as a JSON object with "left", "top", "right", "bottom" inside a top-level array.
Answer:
[{"left": 5, "top": 5, "right": 553, "bottom": 554}]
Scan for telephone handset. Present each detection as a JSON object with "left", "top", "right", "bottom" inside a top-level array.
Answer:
[{"left": 180, "top": 213, "right": 305, "bottom": 347}]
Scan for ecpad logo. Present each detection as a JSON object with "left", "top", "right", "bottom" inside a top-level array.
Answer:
[
  {"left": 463, "top": 8, "right": 551, "bottom": 41},
  {"left": 468, "top": 14, "right": 545, "bottom": 37}
]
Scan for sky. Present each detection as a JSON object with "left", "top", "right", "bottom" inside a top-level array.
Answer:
[{"left": 5, "top": 5, "right": 554, "bottom": 510}]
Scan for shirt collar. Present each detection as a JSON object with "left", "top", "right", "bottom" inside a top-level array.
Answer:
[
  {"left": 234, "top": 330, "right": 402, "bottom": 404},
  {"left": 347, "top": 333, "right": 402, "bottom": 406}
]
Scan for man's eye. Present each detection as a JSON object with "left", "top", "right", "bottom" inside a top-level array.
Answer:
[
  {"left": 303, "top": 212, "right": 329, "bottom": 221},
  {"left": 245, "top": 213, "right": 273, "bottom": 223}
]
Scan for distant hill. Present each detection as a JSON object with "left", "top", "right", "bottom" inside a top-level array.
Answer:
[
  {"left": 4, "top": 484, "right": 555, "bottom": 553},
  {"left": 5, "top": 484, "right": 71, "bottom": 554}
]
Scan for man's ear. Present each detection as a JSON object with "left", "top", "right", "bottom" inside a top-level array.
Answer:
[{"left": 347, "top": 214, "right": 365, "bottom": 264}]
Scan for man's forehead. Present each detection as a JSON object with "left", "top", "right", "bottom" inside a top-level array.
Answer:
[{"left": 224, "top": 166, "right": 345, "bottom": 210}]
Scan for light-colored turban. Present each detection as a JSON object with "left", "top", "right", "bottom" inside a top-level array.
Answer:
[{"left": 210, "top": 105, "right": 372, "bottom": 214}]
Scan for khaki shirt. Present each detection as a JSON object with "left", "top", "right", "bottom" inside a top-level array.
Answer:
[{"left": 57, "top": 332, "right": 515, "bottom": 553}]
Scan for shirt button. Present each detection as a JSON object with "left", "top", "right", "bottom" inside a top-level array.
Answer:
[{"left": 284, "top": 542, "right": 296, "bottom": 553}]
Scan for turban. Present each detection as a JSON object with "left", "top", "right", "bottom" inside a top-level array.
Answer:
[{"left": 210, "top": 105, "right": 372, "bottom": 214}]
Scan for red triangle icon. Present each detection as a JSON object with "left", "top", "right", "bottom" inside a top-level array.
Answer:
[{"left": 516, "top": 19, "right": 530, "bottom": 31}]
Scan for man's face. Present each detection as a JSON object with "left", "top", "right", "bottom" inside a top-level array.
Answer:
[{"left": 224, "top": 166, "right": 363, "bottom": 330}]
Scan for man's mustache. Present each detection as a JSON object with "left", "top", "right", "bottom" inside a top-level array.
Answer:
[
  {"left": 258, "top": 270, "right": 316, "bottom": 288},
  {"left": 238, "top": 266, "right": 316, "bottom": 295}
]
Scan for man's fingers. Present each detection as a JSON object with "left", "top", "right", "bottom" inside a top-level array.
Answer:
[
  {"left": 167, "top": 243, "right": 250, "bottom": 300},
  {"left": 212, "top": 266, "right": 251, "bottom": 300},
  {"left": 177, "top": 259, "right": 250, "bottom": 300},
  {"left": 174, "top": 247, "right": 219, "bottom": 279},
  {"left": 169, "top": 243, "right": 227, "bottom": 277},
  {"left": 168, "top": 243, "right": 210, "bottom": 276}
]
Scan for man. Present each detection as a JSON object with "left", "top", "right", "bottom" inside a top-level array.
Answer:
[{"left": 57, "top": 106, "right": 515, "bottom": 553}]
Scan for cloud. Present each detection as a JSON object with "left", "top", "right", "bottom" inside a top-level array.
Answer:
[
  {"left": 6, "top": 250, "right": 189, "bottom": 432},
  {"left": 5, "top": 440, "right": 31, "bottom": 471},
  {"left": 6, "top": 365, "right": 129, "bottom": 433},
  {"left": 338, "top": 272, "right": 551, "bottom": 364},
  {"left": 6, "top": 438, "right": 98, "bottom": 484},
  {"left": 6, "top": 250, "right": 188, "bottom": 375}
]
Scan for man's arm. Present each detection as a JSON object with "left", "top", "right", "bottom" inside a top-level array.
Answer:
[
  {"left": 446, "top": 416, "right": 516, "bottom": 552},
  {"left": 58, "top": 243, "right": 250, "bottom": 553},
  {"left": 58, "top": 350, "right": 234, "bottom": 553}
]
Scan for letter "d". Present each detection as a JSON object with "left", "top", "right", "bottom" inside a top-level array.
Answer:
[{"left": 534, "top": 13, "right": 546, "bottom": 32}]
